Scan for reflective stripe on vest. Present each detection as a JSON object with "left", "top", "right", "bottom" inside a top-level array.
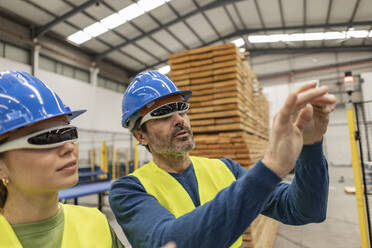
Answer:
[
  {"left": 0, "top": 204, "right": 112, "bottom": 248},
  {"left": 132, "top": 156, "right": 243, "bottom": 248}
]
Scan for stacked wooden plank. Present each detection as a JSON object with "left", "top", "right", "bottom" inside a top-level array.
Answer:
[
  {"left": 169, "top": 43, "right": 277, "bottom": 248},
  {"left": 169, "top": 43, "right": 269, "bottom": 169}
]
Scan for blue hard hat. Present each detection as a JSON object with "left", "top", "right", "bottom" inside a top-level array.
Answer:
[
  {"left": 122, "top": 70, "right": 192, "bottom": 130},
  {"left": 0, "top": 70, "right": 86, "bottom": 136}
]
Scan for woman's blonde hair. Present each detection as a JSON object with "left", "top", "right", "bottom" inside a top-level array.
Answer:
[
  {"left": 0, "top": 151, "right": 7, "bottom": 209},
  {"left": 0, "top": 179, "right": 7, "bottom": 208}
]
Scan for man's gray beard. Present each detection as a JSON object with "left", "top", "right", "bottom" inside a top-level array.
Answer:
[{"left": 157, "top": 137, "right": 195, "bottom": 158}]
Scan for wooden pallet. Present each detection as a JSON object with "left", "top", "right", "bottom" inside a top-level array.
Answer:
[
  {"left": 170, "top": 65, "right": 242, "bottom": 81},
  {"left": 243, "top": 215, "right": 279, "bottom": 248},
  {"left": 170, "top": 54, "right": 242, "bottom": 70},
  {"left": 169, "top": 44, "right": 239, "bottom": 64},
  {"left": 174, "top": 72, "right": 244, "bottom": 86},
  {"left": 170, "top": 59, "right": 241, "bottom": 76}
]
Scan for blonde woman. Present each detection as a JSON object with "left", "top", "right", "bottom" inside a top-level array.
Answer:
[{"left": 0, "top": 70, "right": 124, "bottom": 248}]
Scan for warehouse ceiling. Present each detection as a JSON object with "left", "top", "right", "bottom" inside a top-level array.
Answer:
[{"left": 0, "top": 0, "right": 372, "bottom": 76}]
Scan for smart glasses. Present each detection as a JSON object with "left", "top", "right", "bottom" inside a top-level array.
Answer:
[
  {"left": 139, "top": 102, "right": 189, "bottom": 127},
  {"left": 0, "top": 125, "right": 78, "bottom": 153}
]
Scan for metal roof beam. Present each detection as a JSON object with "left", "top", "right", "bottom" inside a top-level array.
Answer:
[
  {"left": 34, "top": 0, "right": 100, "bottom": 38},
  {"left": 302, "top": 0, "right": 307, "bottom": 47},
  {"left": 253, "top": 0, "right": 272, "bottom": 50},
  {"left": 133, "top": 0, "right": 190, "bottom": 50},
  {"left": 258, "top": 57, "right": 372, "bottom": 80},
  {"left": 192, "top": 0, "right": 222, "bottom": 42},
  {"left": 237, "top": 20, "right": 372, "bottom": 34},
  {"left": 194, "top": 22, "right": 372, "bottom": 47},
  {"left": 325, "top": 0, "right": 333, "bottom": 26},
  {"left": 94, "top": 0, "right": 243, "bottom": 61},
  {"left": 165, "top": 1, "right": 205, "bottom": 46},
  {"left": 101, "top": 1, "right": 173, "bottom": 55},
  {"left": 60, "top": 0, "right": 149, "bottom": 70},
  {"left": 232, "top": 1, "right": 253, "bottom": 50},
  {"left": 349, "top": 0, "right": 361, "bottom": 25},
  {"left": 249, "top": 46, "right": 372, "bottom": 56},
  {"left": 24, "top": 0, "right": 136, "bottom": 74},
  {"left": 279, "top": 0, "right": 286, "bottom": 29}
]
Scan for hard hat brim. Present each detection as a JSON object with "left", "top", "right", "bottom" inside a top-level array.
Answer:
[{"left": 67, "top": 109, "right": 87, "bottom": 120}]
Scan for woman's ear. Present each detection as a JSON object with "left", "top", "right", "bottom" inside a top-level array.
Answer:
[
  {"left": 0, "top": 159, "right": 9, "bottom": 180},
  {"left": 133, "top": 130, "right": 148, "bottom": 146}
]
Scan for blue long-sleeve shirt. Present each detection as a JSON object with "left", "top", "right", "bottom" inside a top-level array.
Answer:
[{"left": 109, "top": 142, "right": 328, "bottom": 248}]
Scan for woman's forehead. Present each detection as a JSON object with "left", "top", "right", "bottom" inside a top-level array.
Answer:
[{"left": 1, "top": 116, "right": 69, "bottom": 141}]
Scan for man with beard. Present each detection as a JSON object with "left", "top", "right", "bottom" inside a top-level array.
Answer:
[{"left": 109, "top": 71, "right": 336, "bottom": 248}]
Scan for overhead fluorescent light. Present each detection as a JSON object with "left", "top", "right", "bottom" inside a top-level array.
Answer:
[
  {"left": 248, "top": 30, "right": 371, "bottom": 43},
  {"left": 347, "top": 30, "right": 369, "bottom": 38},
  {"left": 285, "top": 33, "right": 308, "bottom": 42},
  {"left": 300, "top": 32, "right": 325, "bottom": 41},
  {"left": 67, "top": 31, "right": 91, "bottom": 45},
  {"left": 231, "top": 38, "right": 245, "bottom": 47},
  {"left": 158, "top": 65, "right": 170, "bottom": 74},
  {"left": 119, "top": 3, "right": 145, "bottom": 21},
  {"left": 286, "top": 32, "right": 327, "bottom": 41},
  {"left": 66, "top": 1, "right": 172, "bottom": 44},
  {"left": 267, "top": 34, "right": 288, "bottom": 42},
  {"left": 83, "top": 22, "right": 109, "bottom": 37},
  {"left": 248, "top": 34, "right": 288, "bottom": 43},
  {"left": 138, "top": 0, "right": 166, "bottom": 12},
  {"left": 323, "top": 32, "right": 345, "bottom": 40},
  {"left": 101, "top": 13, "right": 127, "bottom": 29},
  {"left": 247, "top": 35, "right": 266, "bottom": 43}
]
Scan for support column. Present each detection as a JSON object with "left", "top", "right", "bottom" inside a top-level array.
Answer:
[
  {"left": 89, "top": 65, "right": 100, "bottom": 130},
  {"left": 90, "top": 64, "right": 99, "bottom": 87},
  {"left": 31, "top": 45, "right": 41, "bottom": 76}
]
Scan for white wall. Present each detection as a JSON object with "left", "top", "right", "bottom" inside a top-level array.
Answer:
[
  {"left": 37, "top": 69, "right": 124, "bottom": 133},
  {"left": 0, "top": 57, "right": 31, "bottom": 73},
  {"left": 361, "top": 72, "right": 372, "bottom": 102},
  {"left": 324, "top": 106, "right": 352, "bottom": 166},
  {"left": 262, "top": 77, "right": 352, "bottom": 166},
  {"left": 0, "top": 57, "right": 151, "bottom": 166},
  {"left": 263, "top": 79, "right": 318, "bottom": 127},
  {"left": 258, "top": 52, "right": 372, "bottom": 167},
  {"left": 0, "top": 57, "right": 125, "bottom": 133}
]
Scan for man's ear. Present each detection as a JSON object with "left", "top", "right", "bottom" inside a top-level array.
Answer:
[{"left": 133, "top": 130, "right": 148, "bottom": 146}]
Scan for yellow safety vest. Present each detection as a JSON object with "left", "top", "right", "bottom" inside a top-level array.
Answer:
[
  {"left": 132, "top": 156, "right": 243, "bottom": 248},
  {"left": 0, "top": 204, "right": 112, "bottom": 248}
]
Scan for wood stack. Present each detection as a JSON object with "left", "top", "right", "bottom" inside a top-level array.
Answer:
[
  {"left": 169, "top": 43, "right": 278, "bottom": 248},
  {"left": 169, "top": 43, "right": 269, "bottom": 169}
]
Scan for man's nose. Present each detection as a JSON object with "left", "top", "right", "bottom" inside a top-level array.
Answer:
[{"left": 171, "top": 112, "right": 185, "bottom": 125}]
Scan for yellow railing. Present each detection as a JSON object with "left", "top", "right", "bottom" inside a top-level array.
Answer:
[
  {"left": 100, "top": 141, "right": 108, "bottom": 179},
  {"left": 346, "top": 102, "right": 370, "bottom": 248}
]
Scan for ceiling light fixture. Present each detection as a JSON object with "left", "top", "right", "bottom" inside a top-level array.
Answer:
[
  {"left": 158, "top": 65, "right": 170, "bottom": 74},
  {"left": 231, "top": 38, "right": 245, "bottom": 47},
  {"left": 119, "top": 3, "right": 145, "bottom": 21},
  {"left": 67, "top": 31, "right": 92, "bottom": 44},
  {"left": 83, "top": 22, "right": 108, "bottom": 37},
  {"left": 248, "top": 30, "right": 371, "bottom": 43},
  {"left": 67, "top": 0, "right": 172, "bottom": 45},
  {"left": 100, "top": 13, "right": 127, "bottom": 29}
]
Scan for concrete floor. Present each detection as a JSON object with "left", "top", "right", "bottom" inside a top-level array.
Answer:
[{"left": 73, "top": 164, "right": 363, "bottom": 248}]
